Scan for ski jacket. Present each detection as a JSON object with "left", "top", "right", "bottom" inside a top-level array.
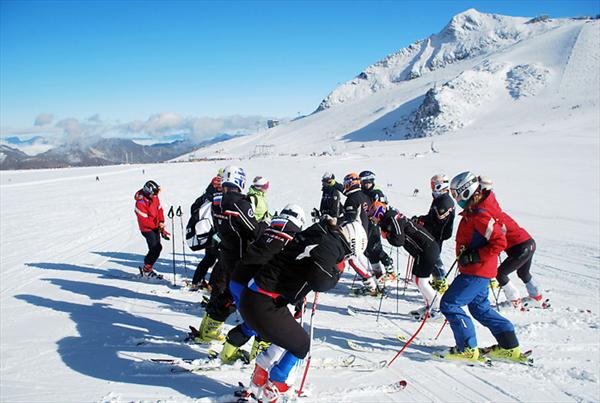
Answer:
[
  {"left": 134, "top": 190, "right": 165, "bottom": 232},
  {"left": 419, "top": 192, "right": 455, "bottom": 244},
  {"left": 455, "top": 196, "right": 507, "bottom": 279},
  {"left": 251, "top": 220, "right": 350, "bottom": 304},
  {"left": 211, "top": 190, "right": 261, "bottom": 260},
  {"left": 363, "top": 186, "right": 387, "bottom": 204},
  {"left": 231, "top": 216, "right": 301, "bottom": 286},
  {"left": 189, "top": 178, "right": 221, "bottom": 215},
  {"left": 481, "top": 191, "right": 532, "bottom": 249},
  {"left": 319, "top": 181, "right": 344, "bottom": 218},
  {"left": 247, "top": 187, "right": 271, "bottom": 222},
  {"left": 343, "top": 189, "right": 371, "bottom": 233},
  {"left": 379, "top": 209, "right": 438, "bottom": 258}
]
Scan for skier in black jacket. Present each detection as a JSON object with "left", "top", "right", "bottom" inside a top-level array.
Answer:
[
  {"left": 359, "top": 170, "right": 394, "bottom": 280},
  {"left": 189, "top": 170, "right": 224, "bottom": 290},
  {"left": 217, "top": 205, "right": 305, "bottom": 364},
  {"left": 343, "top": 172, "right": 379, "bottom": 295},
  {"left": 317, "top": 172, "right": 344, "bottom": 219},
  {"left": 369, "top": 201, "right": 441, "bottom": 320},
  {"left": 416, "top": 174, "right": 455, "bottom": 292},
  {"left": 195, "top": 165, "right": 261, "bottom": 343},
  {"left": 239, "top": 217, "right": 367, "bottom": 400}
]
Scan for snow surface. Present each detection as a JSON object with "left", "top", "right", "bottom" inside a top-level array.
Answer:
[{"left": 1, "top": 10, "right": 599, "bottom": 403}]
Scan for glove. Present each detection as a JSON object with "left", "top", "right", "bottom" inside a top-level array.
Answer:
[
  {"left": 459, "top": 249, "right": 480, "bottom": 266},
  {"left": 160, "top": 228, "right": 171, "bottom": 240},
  {"left": 311, "top": 208, "right": 321, "bottom": 219}
]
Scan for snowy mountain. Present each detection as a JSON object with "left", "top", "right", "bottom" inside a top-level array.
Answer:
[{"left": 179, "top": 10, "right": 598, "bottom": 159}]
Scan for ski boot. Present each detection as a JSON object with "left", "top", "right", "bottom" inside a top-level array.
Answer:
[
  {"left": 194, "top": 313, "right": 225, "bottom": 343},
  {"left": 139, "top": 264, "right": 163, "bottom": 280},
  {"left": 219, "top": 340, "right": 250, "bottom": 364},
  {"left": 249, "top": 337, "right": 271, "bottom": 361},
  {"left": 441, "top": 346, "right": 480, "bottom": 362},
  {"left": 430, "top": 278, "right": 448, "bottom": 294},
  {"left": 409, "top": 306, "right": 440, "bottom": 321},
  {"left": 248, "top": 364, "right": 269, "bottom": 399},
  {"left": 262, "top": 379, "right": 293, "bottom": 403},
  {"left": 480, "top": 345, "right": 530, "bottom": 363}
]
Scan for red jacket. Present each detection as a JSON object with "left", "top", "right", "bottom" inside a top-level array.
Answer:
[
  {"left": 482, "top": 191, "right": 532, "bottom": 249},
  {"left": 455, "top": 196, "right": 507, "bottom": 279},
  {"left": 134, "top": 190, "right": 165, "bottom": 232}
]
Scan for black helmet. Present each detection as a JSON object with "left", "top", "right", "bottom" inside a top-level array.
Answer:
[
  {"left": 359, "top": 170, "right": 375, "bottom": 184},
  {"left": 142, "top": 180, "right": 160, "bottom": 197}
]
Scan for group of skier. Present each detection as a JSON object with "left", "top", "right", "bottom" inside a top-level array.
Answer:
[{"left": 132, "top": 166, "right": 544, "bottom": 401}]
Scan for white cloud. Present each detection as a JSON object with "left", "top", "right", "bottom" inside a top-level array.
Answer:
[{"left": 34, "top": 113, "right": 54, "bottom": 126}]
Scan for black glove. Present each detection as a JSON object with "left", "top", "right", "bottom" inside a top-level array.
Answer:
[
  {"left": 311, "top": 208, "right": 321, "bottom": 219},
  {"left": 459, "top": 249, "right": 480, "bottom": 266}
]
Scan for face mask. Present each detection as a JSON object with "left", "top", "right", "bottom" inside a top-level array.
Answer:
[{"left": 458, "top": 199, "right": 469, "bottom": 209}]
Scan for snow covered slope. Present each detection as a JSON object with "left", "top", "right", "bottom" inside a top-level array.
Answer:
[
  {"left": 1, "top": 9, "right": 598, "bottom": 403},
  {"left": 178, "top": 11, "right": 598, "bottom": 159}
]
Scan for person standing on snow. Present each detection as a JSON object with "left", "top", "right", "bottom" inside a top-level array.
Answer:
[
  {"left": 188, "top": 169, "right": 224, "bottom": 291},
  {"left": 415, "top": 174, "right": 456, "bottom": 293},
  {"left": 359, "top": 170, "right": 394, "bottom": 280},
  {"left": 134, "top": 180, "right": 170, "bottom": 279},
  {"left": 248, "top": 176, "right": 272, "bottom": 224},
  {"left": 439, "top": 171, "right": 523, "bottom": 363},
  {"left": 368, "top": 201, "right": 441, "bottom": 320},
  {"left": 342, "top": 172, "right": 380, "bottom": 295},
  {"left": 216, "top": 205, "right": 306, "bottom": 365},
  {"left": 195, "top": 166, "right": 261, "bottom": 343},
  {"left": 478, "top": 176, "right": 544, "bottom": 309},
  {"left": 239, "top": 217, "right": 367, "bottom": 401},
  {"left": 317, "top": 172, "right": 344, "bottom": 219}
]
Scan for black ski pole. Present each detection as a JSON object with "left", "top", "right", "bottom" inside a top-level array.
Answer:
[
  {"left": 396, "top": 246, "right": 400, "bottom": 314},
  {"left": 167, "top": 206, "right": 176, "bottom": 286},
  {"left": 176, "top": 206, "right": 188, "bottom": 275}
]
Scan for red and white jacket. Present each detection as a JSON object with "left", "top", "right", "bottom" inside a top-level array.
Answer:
[
  {"left": 455, "top": 196, "right": 507, "bottom": 279},
  {"left": 481, "top": 191, "right": 532, "bottom": 249},
  {"left": 134, "top": 190, "right": 165, "bottom": 232}
]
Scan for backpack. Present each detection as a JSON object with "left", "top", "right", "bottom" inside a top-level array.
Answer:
[{"left": 186, "top": 199, "right": 214, "bottom": 251}]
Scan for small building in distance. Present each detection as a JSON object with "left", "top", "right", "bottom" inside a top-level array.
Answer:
[{"left": 267, "top": 119, "right": 280, "bottom": 129}]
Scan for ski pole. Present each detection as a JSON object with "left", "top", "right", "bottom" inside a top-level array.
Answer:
[
  {"left": 396, "top": 247, "right": 400, "bottom": 313},
  {"left": 388, "top": 250, "right": 463, "bottom": 367},
  {"left": 376, "top": 283, "right": 385, "bottom": 322},
  {"left": 434, "top": 319, "right": 448, "bottom": 341},
  {"left": 167, "top": 206, "right": 176, "bottom": 286},
  {"left": 176, "top": 206, "right": 188, "bottom": 275},
  {"left": 402, "top": 255, "right": 413, "bottom": 295},
  {"left": 298, "top": 292, "right": 319, "bottom": 397}
]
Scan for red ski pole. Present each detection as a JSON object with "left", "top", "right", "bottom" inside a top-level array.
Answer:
[
  {"left": 388, "top": 250, "right": 463, "bottom": 367},
  {"left": 434, "top": 319, "right": 448, "bottom": 341},
  {"left": 297, "top": 292, "right": 319, "bottom": 397}
]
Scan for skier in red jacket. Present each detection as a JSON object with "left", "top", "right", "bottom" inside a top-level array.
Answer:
[
  {"left": 134, "top": 180, "right": 170, "bottom": 279},
  {"left": 439, "top": 172, "right": 524, "bottom": 363},
  {"left": 478, "top": 176, "right": 543, "bottom": 309}
]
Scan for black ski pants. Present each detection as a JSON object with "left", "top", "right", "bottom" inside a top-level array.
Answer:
[
  {"left": 365, "top": 224, "right": 392, "bottom": 266},
  {"left": 496, "top": 238, "right": 536, "bottom": 286},
  {"left": 239, "top": 289, "right": 310, "bottom": 359},
  {"left": 206, "top": 252, "right": 237, "bottom": 322},
  {"left": 410, "top": 243, "right": 440, "bottom": 278},
  {"left": 141, "top": 229, "right": 162, "bottom": 266},
  {"left": 192, "top": 239, "right": 218, "bottom": 285}
]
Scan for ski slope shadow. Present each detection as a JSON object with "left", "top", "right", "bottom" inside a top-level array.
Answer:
[
  {"left": 44, "top": 278, "right": 197, "bottom": 313},
  {"left": 93, "top": 251, "right": 198, "bottom": 278},
  {"left": 341, "top": 95, "right": 425, "bottom": 142},
  {"left": 15, "top": 293, "right": 231, "bottom": 398}
]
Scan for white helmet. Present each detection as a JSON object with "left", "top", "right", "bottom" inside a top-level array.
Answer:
[
  {"left": 340, "top": 218, "right": 368, "bottom": 257},
  {"left": 450, "top": 171, "right": 480, "bottom": 209},
  {"left": 279, "top": 204, "right": 306, "bottom": 229},
  {"left": 430, "top": 174, "right": 449, "bottom": 196},
  {"left": 478, "top": 175, "right": 493, "bottom": 191},
  {"left": 222, "top": 165, "right": 246, "bottom": 191},
  {"left": 322, "top": 172, "right": 334, "bottom": 182},
  {"left": 252, "top": 176, "right": 269, "bottom": 192}
]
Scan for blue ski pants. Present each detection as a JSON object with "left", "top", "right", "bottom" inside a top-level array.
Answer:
[{"left": 440, "top": 274, "right": 515, "bottom": 351}]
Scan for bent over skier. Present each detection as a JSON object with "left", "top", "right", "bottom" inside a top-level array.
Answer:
[{"left": 239, "top": 217, "right": 367, "bottom": 401}]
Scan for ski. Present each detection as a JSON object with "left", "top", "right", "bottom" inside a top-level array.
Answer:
[
  {"left": 479, "top": 347, "right": 534, "bottom": 366},
  {"left": 431, "top": 352, "right": 493, "bottom": 367},
  {"left": 347, "top": 305, "right": 411, "bottom": 319},
  {"left": 137, "top": 266, "right": 168, "bottom": 282}
]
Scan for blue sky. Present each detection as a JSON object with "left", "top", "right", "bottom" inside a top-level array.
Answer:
[{"left": 1, "top": 0, "right": 599, "bottom": 132}]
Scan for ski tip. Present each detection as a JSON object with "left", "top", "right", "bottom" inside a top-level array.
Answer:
[{"left": 398, "top": 379, "right": 408, "bottom": 390}]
